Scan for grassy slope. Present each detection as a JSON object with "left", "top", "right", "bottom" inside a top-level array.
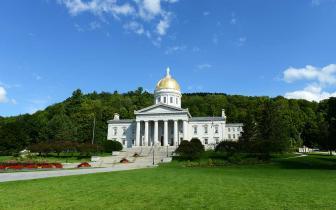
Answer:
[{"left": 0, "top": 155, "right": 336, "bottom": 210}]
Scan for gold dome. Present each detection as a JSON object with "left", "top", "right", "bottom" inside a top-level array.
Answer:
[{"left": 156, "top": 68, "right": 181, "bottom": 91}]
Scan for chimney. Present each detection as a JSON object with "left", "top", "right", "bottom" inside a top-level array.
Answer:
[
  {"left": 222, "top": 109, "right": 226, "bottom": 119},
  {"left": 113, "top": 113, "right": 120, "bottom": 120}
]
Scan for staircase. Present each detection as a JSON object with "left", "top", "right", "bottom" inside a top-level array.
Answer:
[{"left": 97, "top": 146, "right": 176, "bottom": 167}]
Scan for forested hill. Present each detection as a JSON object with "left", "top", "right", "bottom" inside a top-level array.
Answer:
[{"left": 0, "top": 87, "right": 333, "bottom": 154}]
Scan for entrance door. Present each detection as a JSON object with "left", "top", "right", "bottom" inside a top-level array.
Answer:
[{"left": 160, "top": 136, "right": 164, "bottom": 146}]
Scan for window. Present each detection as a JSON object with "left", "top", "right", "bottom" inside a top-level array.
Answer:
[
  {"left": 233, "top": 134, "right": 236, "bottom": 139},
  {"left": 122, "top": 138, "right": 126, "bottom": 145},
  {"left": 228, "top": 134, "right": 231, "bottom": 139},
  {"left": 204, "top": 125, "right": 208, "bottom": 134},
  {"left": 214, "top": 137, "right": 219, "bottom": 144},
  {"left": 228, "top": 128, "right": 231, "bottom": 132},
  {"left": 170, "top": 97, "right": 173, "bottom": 103},
  {"left": 122, "top": 127, "right": 127, "bottom": 136},
  {"left": 157, "top": 97, "right": 161, "bottom": 102},
  {"left": 214, "top": 126, "right": 219, "bottom": 134},
  {"left": 176, "top": 98, "right": 178, "bottom": 104},
  {"left": 204, "top": 138, "right": 208, "bottom": 144},
  {"left": 193, "top": 126, "right": 198, "bottom": 135},
  {"left": 164, "top": 97, "right": 167, "bottom": 103},
  {"left": 113, "top": 127, "right": 117, "bottom": 136},
  {"left": 233, "top": 127, "right": 235, "bottom": 132}
]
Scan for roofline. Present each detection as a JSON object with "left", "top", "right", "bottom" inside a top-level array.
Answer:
[
  {"left": 134, "top": 103, "right": 192, "bottom": 118},
  {"left": 226, "top": 123, "right": 244, "bottom": 126},
  {"left": 107, "top": 119, "right": 135, "bottom": 124}
]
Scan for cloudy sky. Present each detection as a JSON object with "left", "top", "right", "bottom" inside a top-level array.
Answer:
[{"left": 1, "top": 0, "right": 336, "bottom": 116}]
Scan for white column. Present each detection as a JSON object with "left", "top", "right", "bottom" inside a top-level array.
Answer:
[
  {"left": 136, "top": 121, "right": 141, "bottom": 146},
  {"left": 164, "top": 120, "right": 168, "bottom": 146},
  {"left": 154, "top": 120, "right": 158, "bottom": 146},
  {"left": 144, "top": 120, "right": 149, "bottom": 146},
  {"left": 174, "top": 120, "right": 178, "bottom": 146},
  {"left": 183, "top": 120, "right": 188, "bottom": 140}
]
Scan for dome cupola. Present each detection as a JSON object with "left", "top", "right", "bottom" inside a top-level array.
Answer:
[
  {"left": 156, "top": 68, "right": 181, "bottom": 91},
  {"left": 154, "top": 68, "right": 182, "bottom": 108}
]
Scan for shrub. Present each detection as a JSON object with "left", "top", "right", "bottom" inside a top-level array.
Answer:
[
  {"left": 215, "top": 141, "right": 240, "bottom": 155},
  {"left": 77, "top": 144, "right": 99, "bottom": 157},
  {"left": 29, "top": 143, "right": 53, "bottom": 156},
  {"left": 77, "top": 162, "right": 91, "bottom": 168},
  {"left": 103, "top": 140, "right": 123, "bottom": 152},
  {"left": 175, "top": 139, "right": 205, "bottom": 160}
]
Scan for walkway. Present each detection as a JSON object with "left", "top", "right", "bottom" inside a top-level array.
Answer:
[{"left": 0, "top": 163, "right": 155, "bottom": 183}]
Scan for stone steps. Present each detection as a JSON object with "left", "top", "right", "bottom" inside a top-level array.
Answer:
[{"left": 97, "top": 147, "right": 176, "bottom": 166}]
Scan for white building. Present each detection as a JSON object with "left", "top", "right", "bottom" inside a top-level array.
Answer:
[{"left": 107, "top": 68, "right": 243, "bottom": 148}]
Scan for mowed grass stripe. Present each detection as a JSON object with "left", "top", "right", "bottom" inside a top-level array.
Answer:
[{"left": 0, "top": 155, "right": 336, "bottom": 209}]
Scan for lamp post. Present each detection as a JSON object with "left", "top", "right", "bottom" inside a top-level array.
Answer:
[{"left": 152, "top": 143, "right": 155, "bottom": 165}]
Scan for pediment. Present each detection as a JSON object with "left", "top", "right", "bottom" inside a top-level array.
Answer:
[{"left": 135, "top": 103, "right": 186, "bottom": 115}]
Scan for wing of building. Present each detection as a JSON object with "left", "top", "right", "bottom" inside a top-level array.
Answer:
[{"left": 107, "top": 68, "right": 243, "bottom": 148}]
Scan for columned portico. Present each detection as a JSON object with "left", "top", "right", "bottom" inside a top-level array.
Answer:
[
  {"left": 144, "top": 120, "right": 149, "bottom": 146},
  {"left": 136, "top": 121, "right": 140, "bottom": 146},
  {"left": 183, "top": 120, "right": 188, "bottom": 140},
  {"left": 174, "top": 120, "right": 178, "bottom": 146},
  {"left": 154, "top": 120, "right": 159, "bottom": 145},
  {"left": 163, "top": 120, "right": 168, "bottom": 146},
  {"left": 135, "top": 119, "right": 184, "bottom": 147}
]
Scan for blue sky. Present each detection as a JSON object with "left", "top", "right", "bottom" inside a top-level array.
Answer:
[{"left": 1, "top": 0, "right": 336, "bottom": 116}]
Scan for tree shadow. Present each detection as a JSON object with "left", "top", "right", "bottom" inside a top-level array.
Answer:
[{"left": 274, "top": 155, "right": 336, "bottom": 170}]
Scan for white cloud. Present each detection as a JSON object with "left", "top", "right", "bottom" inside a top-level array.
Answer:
[
  {"left": 197, "top": 64, "right": 212, "bottom": 70},
  {"left": 59, "top": 0, "right": 135, "bottom": 16},
  {"left": 0, "top": 86, "right": 16, "bottom": 105},
  {"left": 0, "top": 86, "right": 7, "bottom": 103},
  {"left": 156, "top": 14, "right": 170, "bottom": 35},
  {"left": 203, "top": 11, "right": 210, "bottom": 16},
  {"left": 237, "top": 37, "right": 247, "bottom": 47},
  {"left": 283, "top": 64, "right": 336, "bottom": 85},
  {"left": 283, "top": 64, "right": 336, "bottom": 102},
  {"left": 58, "top": 0, "right": 177, "bottom": 41},
  {"left": 230, "top": 13, "right": 237, "bottom": 24},
  {"left": 192, "top": 46, "right": 200, "bottom": 52},
  {"left": 123, "top": 21, "right": 145, "bottom": 35},
  {"left": 285, "top": 84, "right": 336, "bottom": 102},
  {"left": 165, "top": 45, "right": 186, "bottom": 54},
  {"left": 212, "top": 34, "right": 219, "bottom": 44},
  {"left": 89, "top": 21, "right": 101, "bottom": 30},
  {"left": 33, "top": 73, "right": 43, "bottom": 81},
  {"left": 311, "top": 0, "right": 321, "bottom": 6},
  {"left": 142, "top": 0, "right": 161, "bottom": 17}
]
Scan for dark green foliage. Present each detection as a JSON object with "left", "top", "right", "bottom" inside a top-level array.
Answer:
[
  {"left": 103, "top": 140, "right": 123, "bottom": 152},
  {"left": 239, "top": 111, "right": 257, "bottom": 143},
  {"left": 215, "top": 141, "right": 240, "bottom": 155},
  {"left": 0, "top": 88, "right": 335, "bottom": 155},
  {"left": 28, "top": 141, "right": 101, "bottom": 157},
  {"left": 175, "top": 139, "right": 204, "bottom": 160}
]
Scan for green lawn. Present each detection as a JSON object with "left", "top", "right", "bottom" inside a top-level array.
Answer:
[{"left": 0, "top": 155, "right": 336, "bottom": 209}]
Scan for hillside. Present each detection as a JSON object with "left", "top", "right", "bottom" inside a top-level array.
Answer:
[{"left": 0, "top": 87, "right": 331, "bottom": 155}]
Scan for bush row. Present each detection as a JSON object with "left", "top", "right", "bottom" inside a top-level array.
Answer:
[{"left": 28, "top": 140, "right": 123, "bottom": 157}]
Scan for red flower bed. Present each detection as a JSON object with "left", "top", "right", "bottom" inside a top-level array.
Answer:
[
  {"left": 0, "top": 162, "right": 63, "bottom": 170},
  {"left": 120, "top": 158, "right": 129, "bottom": 163},
  {"left": 77, "top": 162, "right": 91, "bottom": 168}
]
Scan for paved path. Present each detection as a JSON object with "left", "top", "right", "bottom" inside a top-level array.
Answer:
[{"left": 0, "top": 164, "right": 155, "bottom": 183}]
